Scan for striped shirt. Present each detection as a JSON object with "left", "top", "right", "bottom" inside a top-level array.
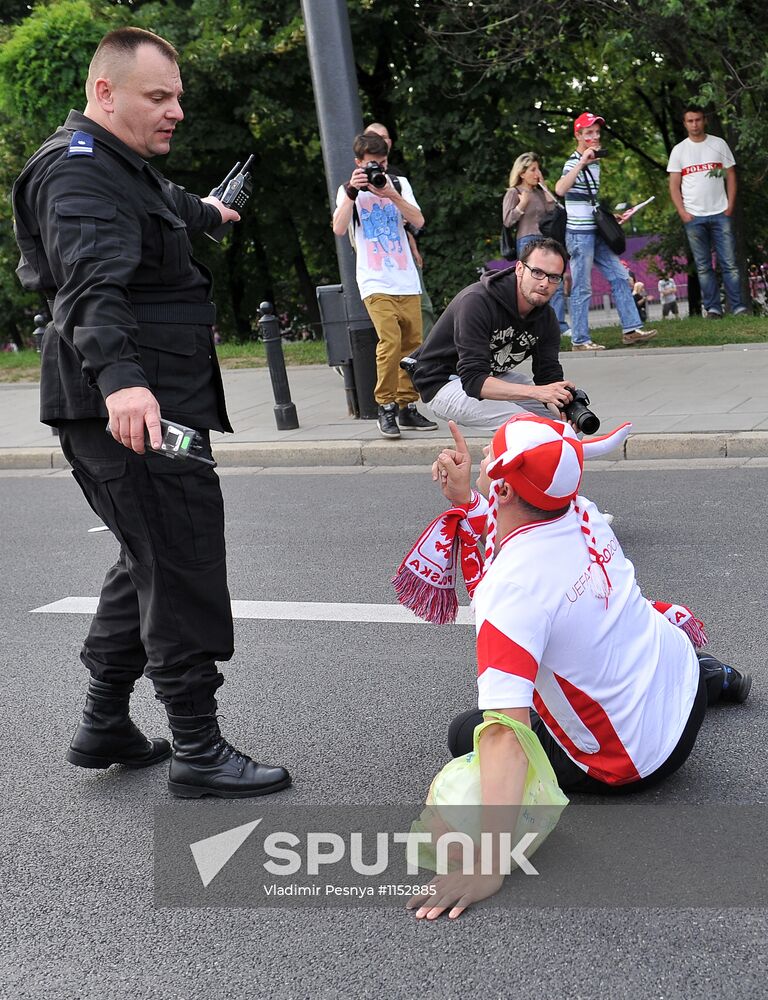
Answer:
[{"left": 561, "top": 152, "right": 598, "bottom": 231}]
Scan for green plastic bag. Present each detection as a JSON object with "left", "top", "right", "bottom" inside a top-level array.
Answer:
[{"left": 411, "top": 711, "right": 569, "bottom": 873}]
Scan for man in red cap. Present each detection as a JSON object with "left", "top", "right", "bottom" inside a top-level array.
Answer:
[
  {"left": 555, "top": 112, "right": 657, "bottom": 351},
  {"left": 407, "top": 416, "right": 751, "bottom": 919}
]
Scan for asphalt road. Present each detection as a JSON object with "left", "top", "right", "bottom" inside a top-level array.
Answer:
[{"left": 2, "top": 465, "right": 767, "bottom": 999}]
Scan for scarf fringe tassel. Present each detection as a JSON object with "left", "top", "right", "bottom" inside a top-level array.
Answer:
[
  {"left": 392, "top": 567, "right": 459, "bottom": 625},
  {"left": 681, "top": 616, "right": 708, "bottom": 648}
]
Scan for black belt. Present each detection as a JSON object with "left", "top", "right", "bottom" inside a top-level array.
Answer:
[{"left": 46, "top": 300, "right": 217, "bottom": 326}]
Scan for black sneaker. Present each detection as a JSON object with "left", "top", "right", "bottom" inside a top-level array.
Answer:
[
  {"left": 377, "top": 403, "right": 401, "bottom": 439},
  {"left": 721, "top": 663, "right": 753, "bottom": 703},
  {"left": 397, "top": 402, "right": 438, "bottom": 431}
]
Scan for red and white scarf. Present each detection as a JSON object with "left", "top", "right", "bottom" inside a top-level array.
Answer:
[{"left": 392, "top": 502, "right": 483, "bottom": 624}]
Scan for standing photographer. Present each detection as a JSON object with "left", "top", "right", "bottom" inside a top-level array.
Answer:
[
  {"left": 555, "top": 112, "right": 657, "bottom": 351},
  {"left": 332, "top": 131, "right": 437, "bottom": 438}
]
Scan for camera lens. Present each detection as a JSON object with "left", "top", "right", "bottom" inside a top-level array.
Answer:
[
  {"left": 563, "top": 388, "right": 601, "bottom": 435},
  {"left": 575, "top": 411, "right": 600, "bottom": 435}
]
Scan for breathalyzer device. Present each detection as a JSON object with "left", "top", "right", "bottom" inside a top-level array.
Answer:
[{"left": 106, "top": 418, "right": 215, "bottom": 466}]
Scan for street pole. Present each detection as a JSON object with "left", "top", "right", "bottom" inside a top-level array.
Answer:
[
  {"left": 300, "top": 0, "right": 378, "bottom": 419},
  {"left": 258, "top": 303, "right": 300, "bottom": 431}
]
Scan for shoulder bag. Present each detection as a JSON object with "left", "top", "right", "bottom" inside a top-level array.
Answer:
[
  {"left": 583, "top": 166, "right": 626, "bottom": 255},
  {"left": 538, "top": 193, "right": 568, "bottom": 247},
  {"left": 499, "top": 187, "right": 521, "bottom": 260},
  {"left": 500, "top": 223, "right": 517, "bottom": 260}
]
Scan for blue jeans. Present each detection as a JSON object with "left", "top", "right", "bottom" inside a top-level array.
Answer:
[
  {"left": 683, "top": 213, "right": 745, "bottom": 314},
  {"left": 517, "top": 233, "right": 568, "bottom": 333},
  {"left": 565, "top": 229, "right": 642, "bottom": 344}
]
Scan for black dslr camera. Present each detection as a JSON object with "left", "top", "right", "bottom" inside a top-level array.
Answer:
[
  {"left": 362, "top": 161, "right": 388, "bottom": 190},
  {"left": 563, "top": 388, "right": 600, "bottom": 435}
]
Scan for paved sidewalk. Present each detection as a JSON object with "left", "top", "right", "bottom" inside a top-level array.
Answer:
[{"left": 2, "top": 342, "right": 768, "bottom": 468}]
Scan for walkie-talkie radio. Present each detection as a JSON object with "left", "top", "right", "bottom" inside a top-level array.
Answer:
[
  {"left": 106, "top": 418, "right": 215, "bottom": 466},
  {"left": 206, "top": 155, "right": 255, "bottom": 243}
]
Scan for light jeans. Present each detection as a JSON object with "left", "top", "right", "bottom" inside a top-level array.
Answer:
[
  {"left": 428, "top": 372, "right": 553, "bottom": 431},
  {"left": 565, "top": 229, "right": 642, "bottom": 343},
  {"left": 517, "top": 233, "right": 568, "bottom": 333},
  {"left": 683, "top": 213, "right": 745, "bottom": 314}
]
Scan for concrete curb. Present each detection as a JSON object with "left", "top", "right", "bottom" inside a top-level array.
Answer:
[{"left": 2, "top": 431, "right": 768, "bottom": 469}]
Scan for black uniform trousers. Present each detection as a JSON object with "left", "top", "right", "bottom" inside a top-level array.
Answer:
[{"left": 58, "top": 419, "right": 233, "bottom": 714}]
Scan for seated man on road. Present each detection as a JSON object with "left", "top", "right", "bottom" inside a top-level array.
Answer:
[
  {"left": 405, "top": 416, "right": 752, "bottom": 920},
  {"left": 408, "top": 238, "right": 575, "bottom": 431}
]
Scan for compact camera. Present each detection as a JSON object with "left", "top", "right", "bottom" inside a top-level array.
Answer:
[
  {"left": 563, "top": 388, "right": 600, "bottom": 434},
  {"left": 362, "top": 161, "right": 388, "bottom": 189},
  {"left": 593, "top": 148, "right": 609, "bottom": 159}
]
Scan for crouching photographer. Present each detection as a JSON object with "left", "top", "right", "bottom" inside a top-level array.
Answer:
[{"left": 406, "top": 238, "right": 579, "bottom": 432}]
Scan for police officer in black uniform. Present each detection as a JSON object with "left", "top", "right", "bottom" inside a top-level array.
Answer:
[{"left": 12, "top": 26, "right": 290, "bottom": 798}]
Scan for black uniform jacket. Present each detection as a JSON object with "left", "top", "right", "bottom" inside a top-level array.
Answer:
[
  {"left": 12, "top": 110, "right": 232, "bottom": 432},
  {"left": 412, "top": 267, "right": 563, "bottom": 404}
]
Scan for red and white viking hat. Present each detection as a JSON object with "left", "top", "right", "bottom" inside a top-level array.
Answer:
[{"left": 484, "top": 414, "right": 583, "bottom": 564}]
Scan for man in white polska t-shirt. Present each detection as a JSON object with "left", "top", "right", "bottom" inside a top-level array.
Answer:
[
  {"left": 407, "top": 415, "right": 752, "bottom": 920},
  {"left": 668, "top": 105, "right": 747, "bottom": 318},
  {"left": 332, "top": 130, "right": 437, "bottom": 440}
]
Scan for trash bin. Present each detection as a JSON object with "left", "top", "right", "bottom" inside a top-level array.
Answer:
[{"left": 316, "top": 284, "right": 378, "bottom": 419}]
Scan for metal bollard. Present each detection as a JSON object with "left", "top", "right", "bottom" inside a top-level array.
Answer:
[
  {"left": 257, "top": 302, "right": 300, "bottom": 431},
  {"left": 33, "top": 312, "right": 48, "bottom": 353}
]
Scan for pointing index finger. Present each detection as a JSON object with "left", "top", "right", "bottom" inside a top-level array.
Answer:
[{"left": 447, "top": 419, "right": 469, "bottom": 456}]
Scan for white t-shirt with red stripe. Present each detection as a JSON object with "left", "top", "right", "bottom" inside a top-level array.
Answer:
[
  {"left": 472, "top": 496, "right": 700, "bottom": 785},
  {"left": 666, "top": 135, "right": 735, "bottom": 217}
]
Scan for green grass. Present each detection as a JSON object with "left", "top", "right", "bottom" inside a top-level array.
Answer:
[
  {"left": 0, "top": 349, "right": 44, "bottom": 382},
  {"left": 2, "top": 314, "right": 766, "bottom": 382},
  {"left": 216, "top": 339, "right": 327, "bottom": 368},
  {"left": 560, "top": 313, "right": 768, "bottom": 351}
]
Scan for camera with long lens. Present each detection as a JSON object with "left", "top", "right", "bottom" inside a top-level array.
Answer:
[
  {"left": 363, "top": 161, "right": 388, "bottom": 190},
  {"left": 563, "top": 387, "right": 600, "bottom": 434}
]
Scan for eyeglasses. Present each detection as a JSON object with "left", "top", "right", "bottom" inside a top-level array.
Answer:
[{"left": 521, "top": 261, "right": 564, "bottom": 286}]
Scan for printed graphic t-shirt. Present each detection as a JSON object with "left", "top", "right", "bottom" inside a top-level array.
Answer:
[
  {"left": 472, "top": 497, "right": 700, "bottom": 784},
  {"left": 336, "top": 176, "right": 422, "bottom": 299},
  {"left": 667, "top": 135, "right": 735, "bottom": 217}
]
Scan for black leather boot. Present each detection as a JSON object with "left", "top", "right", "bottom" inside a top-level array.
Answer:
[
  {"left": 167, "top": 714, "right": 292, "bottom": 798},
  {"left": 66, "top": 677, "right": 171, "bottom": 769}
]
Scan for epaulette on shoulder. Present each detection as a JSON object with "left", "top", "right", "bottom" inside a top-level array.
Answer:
[{"left": 67, "top": 131, "right": 95, "bottom": 158}]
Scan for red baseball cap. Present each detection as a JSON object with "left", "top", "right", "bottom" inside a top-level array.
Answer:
[{"left": 574, "top": 112, "right": 605, "bottom": 134}]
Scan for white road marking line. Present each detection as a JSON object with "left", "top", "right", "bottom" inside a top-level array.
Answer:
[{"left": 31, "top": 597, "right": 474, "bottom": 625}]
